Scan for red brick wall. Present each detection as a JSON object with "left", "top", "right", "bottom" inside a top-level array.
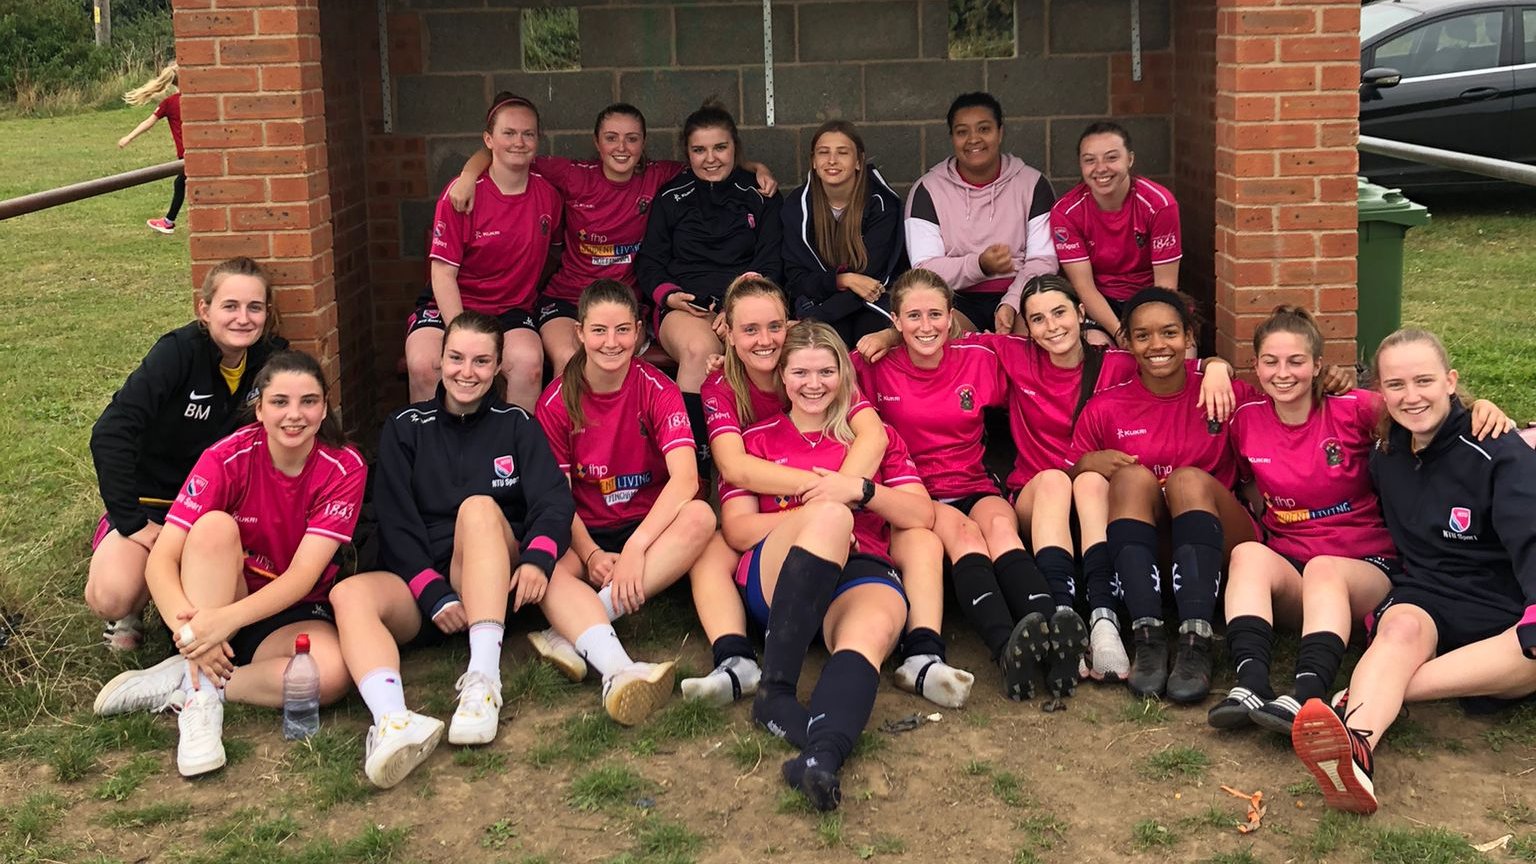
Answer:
[
  {"left": 173, "top": 0, "right": 342, "bottom": 401},
  {"left": 1212, "top": 0, "right": 1361, "bottom": 368},
  {"left": 1173, "top": 0, "right": 1219, "bottom": 346}
]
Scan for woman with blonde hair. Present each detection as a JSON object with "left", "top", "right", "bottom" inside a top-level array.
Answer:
[{"left": 118, "top": 63, "right": 184, "bottom": 235}]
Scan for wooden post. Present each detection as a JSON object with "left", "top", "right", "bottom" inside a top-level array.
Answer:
[{"left": 94, "top": 0, "right": 111, "bottom": 47}]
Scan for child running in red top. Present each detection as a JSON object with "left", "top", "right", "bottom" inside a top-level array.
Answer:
[
  {"left": 855, "top": 269, "right": 1084, "bottom": 702},
  {"left": 94, "top": 351, "right": 366, "bottom": 779},
  {"left": 531, "top": 280, "right": 716, "bottom": 725},
  {"left": 449, "top": 103, "right": 776, "bottom": 374},
  {"left": 1213, "top": 308, "right": 1514, "bottom": 734},
  {"left": 1067, "top": 288, "right": 1256, "bottom": 705},
  {"left": 722, "top": 321, "right": 936, "bottom": 811},
  {"left": 1051, "top": 121, "right": 1181, "bottom": 343},
  {"left": 682, "top": 276, "right": 969, "bottom": 708},
  {"left": 405, "top": 93, "right": 563, "bottom": 409},
  {"left": 118, "top": 63, "right": 184, "bottom": 235}
]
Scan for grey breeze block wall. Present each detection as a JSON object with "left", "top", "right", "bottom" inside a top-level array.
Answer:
[{"left": 393, "top": 0, "right": 1173, "bottom": 259}]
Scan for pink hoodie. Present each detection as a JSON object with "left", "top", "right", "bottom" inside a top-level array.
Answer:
[{"left": 903, "top": 154, "right": 1059, "bottom": 310}]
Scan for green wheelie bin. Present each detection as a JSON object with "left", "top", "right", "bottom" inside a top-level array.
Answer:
[{"left": 1355, "top": 177, "right": 1430, "bottom": 359}]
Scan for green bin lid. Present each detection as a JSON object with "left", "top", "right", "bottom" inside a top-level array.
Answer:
[{"left": 1356, "top": 176, "right": 1430, "bottom": 227}]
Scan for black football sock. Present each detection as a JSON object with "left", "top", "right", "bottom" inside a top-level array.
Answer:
[
  {"left": 1225, "top": 615, "right": 1276, "bottom": 699},
  {"left": 1082, "top": 542, "right": 1117, "bottom": 612},
  {"left": 752, "top": 546, "right": 839, "bottom": 745},
  {"left": 1108, "top": 518, "right": 1162, "bottom": 624},
  {"left": 1293, "top": 631, "right": 1348, "bottom": 702},
  {"left": 1034, "top": 545, "right": 1077, "bottom": 609},
  {"left": 994, "top": 549, "right": 1055, "bottom": 620},
  {"left": 1169, "top": 511, "right": 1224, "bottom": 625},
  {"left": 950, "top": 552, "right": 1015, "bottom": 660}
]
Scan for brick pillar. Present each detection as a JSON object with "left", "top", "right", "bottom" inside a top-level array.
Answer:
[
  {"left": 1213, "top": 0, "right": 1361, "bottom": 368},
  {"left": 174, "top": 1, "right": 341, "bottom": 395}
]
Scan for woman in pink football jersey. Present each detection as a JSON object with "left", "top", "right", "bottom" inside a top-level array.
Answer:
[
  {"left": 405, "top": 93, "right": 562, "bottom": 409},
  {"left": 531, "top": 279, "right": 716, "bottom": 726},
  {"left": 449, "top": 103, "right": 776, "bottom": 375},
  {"left": 681, "top": 275, "right": 971, "bottom": 709},
  {"left": 723, "top": 321, "right": 936, "bottom": 812},
  {"left": 855, "top": 268, "right": 1085, "bottom": 703},
  {"left": 1067, "top": 288, "right": 1257, "bottom": 705},
  {"left": 93, "top": 351, "right": 366, "bottom": 780},
  {"left": 1212, "top": 307, "right": 1514, "bottom": 734}
]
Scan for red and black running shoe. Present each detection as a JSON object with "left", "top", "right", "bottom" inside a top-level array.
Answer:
[{"left": 1292, "top": 697, "right": 1377, "bottom": 814}]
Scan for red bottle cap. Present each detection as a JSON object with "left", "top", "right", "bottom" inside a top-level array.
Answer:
[{"left": 294, "top": 633, "right": 310, "bottom": 653}]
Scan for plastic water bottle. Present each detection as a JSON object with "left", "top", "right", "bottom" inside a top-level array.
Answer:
[{"left": 282, "top": 633, "right": 321, "bottom": 740}]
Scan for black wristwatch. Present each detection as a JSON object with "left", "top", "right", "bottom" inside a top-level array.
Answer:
[{"left": 857, "top": 478, "right": 876, "bottom": 508}]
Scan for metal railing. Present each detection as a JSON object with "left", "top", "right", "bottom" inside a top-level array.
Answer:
[
  {"left": 0, "top": 160, "right": 184, "bottom": 221},
  {"left": 1359, "top": 136, "right": 1536, "bottom": 187}
]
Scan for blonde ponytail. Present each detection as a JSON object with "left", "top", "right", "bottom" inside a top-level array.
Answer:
[{"left": 124, "top": 63, "right": 179, "bottom": 106}]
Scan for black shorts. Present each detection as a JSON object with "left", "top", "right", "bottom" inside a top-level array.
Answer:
[
  {"left": 951, "top": 290, "right": 1006, "bottom": 333},
  {"left": 405, "top": 289, "right": 537, "bottom": 336},
  {"left": 588, "top": 520, "right": 641, "bottom": 554},
  {"left": 1279, "top": 553, "right": 1401, "bottom": 580},
  {"left": 535, "top": 296, "right": 579, "bottom": 328},
  {"left": 938, "top": 489, "right": 1003, "bottom": 518},
  {"left": 230, "top": 601, "right": 334, "bottom": 666},
  {"left": 1367, "top": 586, "right": 1515, "bottom": 655},
  {"left": 1083, "top": 295, "right": 1130, "bottom": 335}
]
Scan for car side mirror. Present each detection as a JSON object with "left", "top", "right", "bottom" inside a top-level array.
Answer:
[{"left": 1361, "top": 67, "right": 1402, "bottom": 88}]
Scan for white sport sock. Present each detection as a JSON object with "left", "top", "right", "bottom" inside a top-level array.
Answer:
[
  {"left": 573, "top": 624, "right": 632, "bottom": 677},
  {"left": 466, "top": 621, "right": 505, "bottom": 682},
  {"left": 357, "top": 667, "right": 408, "bottom": 725},
  {"left": 595, "top": 585, "right": 622, "bottom": 622},
  {"left": 180, "top": 664, "right": 226, "bottom": 702}
]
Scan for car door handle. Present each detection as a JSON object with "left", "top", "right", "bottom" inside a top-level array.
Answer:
[{"left": 1458, "top": 86, "right": 1501, "bottom": 101}]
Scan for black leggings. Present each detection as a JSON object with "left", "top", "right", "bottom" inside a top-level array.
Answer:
[{"left": 166, "top": 172, "right": 186, "bottom": 222}]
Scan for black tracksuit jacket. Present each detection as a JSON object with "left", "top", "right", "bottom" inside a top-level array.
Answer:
[
  {"left": 779, "top": 166, "right": 907, "bottom": 323},
  {"left": 375, "top": 388, "right": 574, "bottom": 620},
  {"left": 1370, "top": 401, "right": 1536, "bottom": 633},
  {"left": 90, "top": 323, "right": 287, "bottom": 538},
  {"left": 637, "top": 166, "right": 783, "bottom": 309}
]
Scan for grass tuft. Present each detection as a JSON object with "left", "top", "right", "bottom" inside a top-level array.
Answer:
[
  {"left": 453, "top": 748, "right": 507, "bottom": 781},
  {"left": 92, "top": 752, "right": 160, "bottom": 801},
  {"left": 504, "top": 659, "right": 579, "bottom": 707},
  {"left": 1202, "top": 851, "right": 1262, "bottom": 864},
  {"left": 610, "top": 815, "right": 704, "bottom": 864},
  {"left": 991, "top": 771, "right": 1024, "bottom": 807},
  {"left": 1131, "top": 819, "right": 1177, "bottom": 849},
  {"left": 568, "top": 763, "right": 647, "bottom": 811},
  {"left": 101, "top": 801, "right": 194, "bottom": 829},
  {"left": 647, "top": 697, "right": 726, "bottom": 742},
  {"left": 815, "top": 812, "right": 844, "bottom": 847},
  {"left": 1120, "top": 698, "right": 1169, "bottom": 726},
  {"left": 287, "top": 728, "right": 371, "bottom": 809},
  {"left": 1141, "top": 745, "right": 1210, "bottom": 780}
]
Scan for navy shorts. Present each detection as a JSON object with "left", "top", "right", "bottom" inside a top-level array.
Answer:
[
  {"left": 1366, "top": 586, "right": 1515, "bottom": 655},
  {"left": 406, "top": 289, "right": 537, "bottom": 336},
  {"left": 736, "top": 540, "right": 907, "bottom": 630},
  {"left": 231, "top": 601, "right": 334, "bottom": 666},
  {"left": 938, "top": 487, "right": 1004, "bottom": 518},
  {"left": 535, "top": 296, "right": 580, "bottom": 328},
  {"left": 1279, "top": 553, "right": 1401, "bottom": 580},
  {"left": 586, "top": 520, "right": 641, "bottom": 555}
]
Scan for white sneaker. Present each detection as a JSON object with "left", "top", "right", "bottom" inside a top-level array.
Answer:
[
  {"left": 680, "top": 656, "right": 761, "bottom": 705},
  {"left": 176, "top": 690, "right": 226, "bottom": 777},
  {"left": 894, "top": 654, "right": 975, "bottom": 709},
  {"left": 364, "top": 711, "right": 444, "bottom": 789},
  {"left": 447, "top": 671, "right": 502, "bottom": 745},
  {"left": 102, "top": 615, "right": 144, "bottom": 652},
  {"left": 94, "top": 654, "right": 186, "bottom": 716},
  {"left": 602, "top": 661, "right": 675, "bottom": 726},
  {"left": 1083, "top": 612, "right": 1131, "bottom": 682},
  {"left": 527, "top": 628, "right": 587, "bottom": 681}
]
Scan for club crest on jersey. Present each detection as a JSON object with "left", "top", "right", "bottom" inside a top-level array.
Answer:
[
  {"left": 1323, "top": 439, "right": 1343, "bottom": 467},
  {"left": 433, "top": 220, "right": 444, "bottom": 238},
  {"left": 184, "top": 475, "right": 208, "bottom": 497},
  {"left": 957, "top": 386, "right": 975, "bottom": 412},
  {"left": 1448, "top": 507, "right": 1472, "bottom": 534},
  {"left": 494, "top": 455, "right": 515, "bottom": 478},
  {"left": 636, "top": 196, "right": 651, "bottom": 215},
  {"left": 539, "top": 215, "right": 552, "bottom": 236},
  {"left": 1134, "top": 231, "right": 1148, "bottom": 248},
  {"left": 1053, "top": 227, "right": 1068, "bottom": 243},
  {"left": 1207, "top": 417, "right": 1223, "bottom": 435},
  {"left": 746, "top": 213, "right": 756, "bottom": 229}
]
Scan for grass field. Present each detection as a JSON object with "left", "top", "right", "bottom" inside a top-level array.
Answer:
[{"left": 1, "top": 107, "right": 1533, "bottom": 863}]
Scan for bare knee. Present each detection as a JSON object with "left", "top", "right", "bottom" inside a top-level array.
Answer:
[
  {"left": 405, "top": 343, "right": 439, "bottom": 390},
  {"left": 1073, "top": 471, "right": 1108, "bottom": 498},
  {"left": 455, "top": 495, "right": 506, "bottom": 533},
  {"left": 1374, "top": 611, "right": 1428, "bottom": 648},
  {"left": 185, "top": 511, "right": 240, "bottom": 553},
  {"left": 801, "top": 499, "right": 855, "bottom": 537},
  {"left": 892, "top": 527, "right": 943, "bottom": 563},
  {"left": 502, "top": 344, "right": 543, "bottom": 391},
  {"left": 1035, "top": 469, "right": 1072, "bottom": 501},
  {"left": 1163, "top": 466, "right": 1213, "bottom": 503},
  {"left": 676, "top": 499, "right": 718, "bottom": 539}
]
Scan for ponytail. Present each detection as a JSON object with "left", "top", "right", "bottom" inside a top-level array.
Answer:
[{"left": 124, "top": 63, "right": 178, "bottom": 106}]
